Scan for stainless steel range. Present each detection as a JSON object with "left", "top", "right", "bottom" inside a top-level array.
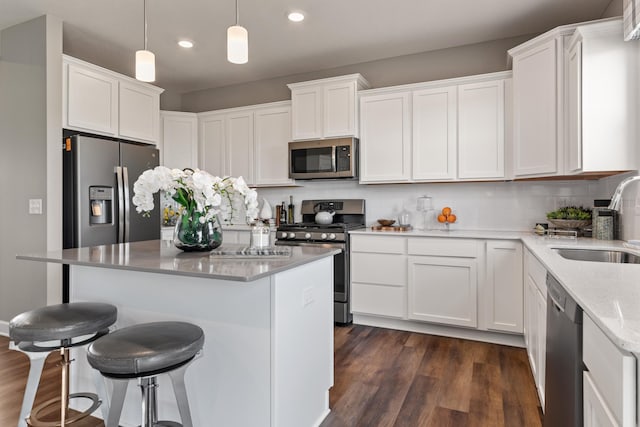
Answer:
[{"left": 275, "top": 199, "right": 366, "bottom": 324}]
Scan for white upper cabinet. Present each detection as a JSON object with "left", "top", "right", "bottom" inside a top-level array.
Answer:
[
  {"left": 565, "top": 20, "right": 638, "bottom": 175},
  {"left": 288, "top": 74, "right": 370, "bottom": 141},
  {"left": 198, "top": 101, "right": 293, "bottom": 187},
  {"left": 63, "top": 55, "right": 163, "bottom": 144},
  {"left": 412, "top": 86, "right": 457, "bottom": 181},
  {"left": 359, "top": 72, "right": 510, "bottom": 184},
  {"left": 160, "top": 111, "right": 198, "bottom": 170},
  {"left": 509, "top": 18, "right": 637, "bottom": 178},
  {"left": 119, "top": 81, "right": 160, "bottom": 143},
  {"left": 359, "top": 91, "right": 411, "bottom": 183},
  {"left": 511, "top": 38, "right": 560, "bottom": 177},
  {"left": 458, "top": 80, "right": 505, "bottom": 179},
  {"left": 254, "top": 105, "right": 294, "bottom": 186},
  {"left": 199, "top": 112, "right": 226, "bottom": 176}
]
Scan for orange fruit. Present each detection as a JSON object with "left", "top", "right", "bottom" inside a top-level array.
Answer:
[
  {"left": 437, "top": 214, "right": 447, "bottom": 223},
  {"left": 447, "top": 214, "right": 457, "bottom": 223},
  {"left": 442, "top": 207, "right": 452, "bottom": 216}
]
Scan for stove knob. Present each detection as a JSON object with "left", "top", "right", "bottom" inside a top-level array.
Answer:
[
  {"left": 304, "top": 233, "right": 312, "bottom": 239},
  {"left": 279, "top": 232, "right": 288, "bottom": 239},
  {"left": 328, "top": 233, "right": 336, "bottom": 240},
  {"left": 288, "top": 232, "right": 296, "bottom": 239},
  {"left": 320, "top": 233, "right": 328, "bottom": 240}
]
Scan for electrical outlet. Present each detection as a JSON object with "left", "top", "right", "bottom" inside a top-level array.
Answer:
[
  {"left": 303, "top": 287, "right": 314, "bottom": 307},
  {"left": 29, "top": 199, "right": 43, "bottom": 215}
]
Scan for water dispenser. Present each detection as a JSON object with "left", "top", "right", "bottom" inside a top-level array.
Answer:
[{"left": 89, "top": 186, "right": 113, "bottom": 225}]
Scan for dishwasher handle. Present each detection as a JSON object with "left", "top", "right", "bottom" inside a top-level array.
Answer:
[{"left": 546, "top": 272, "right": 582, "bottom": 323}]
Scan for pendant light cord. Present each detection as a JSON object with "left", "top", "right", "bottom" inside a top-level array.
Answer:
[
  {"left": 236, "top": 0, "right": 239, "bottom": 25},
  {"left": 143, "top": 0, "right": 148, "bottom": 50}
]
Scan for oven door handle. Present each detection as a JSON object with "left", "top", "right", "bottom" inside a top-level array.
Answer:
[
  {"left": 276, "top": 241, "right": 345, "bottom": 251},
  {"left": 331, "top": 145, "right": 337, "bottom": 172}
]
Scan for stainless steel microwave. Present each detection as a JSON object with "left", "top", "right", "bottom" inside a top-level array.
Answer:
[{"left": 288, "top": 137, "right": 358, "bottom": 180}]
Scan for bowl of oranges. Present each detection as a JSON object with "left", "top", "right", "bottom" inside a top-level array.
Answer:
[{"left": 437, "top": 207, "right": 456, "bottom": 230}]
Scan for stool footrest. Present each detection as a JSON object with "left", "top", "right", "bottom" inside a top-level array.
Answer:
[{"left": 28, "top": 393, "right": 101, "bottom": 427}]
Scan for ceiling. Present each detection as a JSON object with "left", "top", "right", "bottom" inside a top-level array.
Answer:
[{"left": 0, "top": 0, "right": 615, "bottom": 94}]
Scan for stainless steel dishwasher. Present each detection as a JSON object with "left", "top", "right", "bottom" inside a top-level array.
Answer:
[{"left": 544, "top": 273, "right": 583, "bottom": 427}]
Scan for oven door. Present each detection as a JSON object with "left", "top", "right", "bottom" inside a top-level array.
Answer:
[{"left": 274, "top": 240, "right": 347, "bottom": 302}]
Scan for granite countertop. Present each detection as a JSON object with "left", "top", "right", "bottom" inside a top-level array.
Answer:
[
  {"left": 350, "top": 228, "right": 640, "bottom": 354},
  {"left": 17, "top": 240, "right": 340, "bottom": 282}
]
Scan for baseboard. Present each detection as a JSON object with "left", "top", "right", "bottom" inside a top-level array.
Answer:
[
  {"left": 0, "top": 320, "right": 9, "bottom": 337},
  {"left": 353, "top": 314, "right": 525, "bottom": 348}
]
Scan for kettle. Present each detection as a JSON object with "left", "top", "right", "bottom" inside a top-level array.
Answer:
[{"left": 315, "top": 210, "right": 335, "bottom": 224}]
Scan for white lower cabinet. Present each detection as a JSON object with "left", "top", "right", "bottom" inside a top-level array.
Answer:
[
  {"left": 485, "top": 241, "right": 523, "bottom": 333},
  {"left": 407, "top": 255, "right": 477, "bottom": 327},
  {"left": 350, "top": 235, "right": 407, "bottom": 318},
  {"left": 524, "top": 249, "right": 547, "bottom": 407},
  {"left": 351, "top": 235, "right": 526, "bottom": 340},
  {"left": 583, "top": 315, "right": 636, "bottom": 427}
]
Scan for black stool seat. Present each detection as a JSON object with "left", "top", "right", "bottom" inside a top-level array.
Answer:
[
  {"left": 9, "top": 302, "right": 118, "bottom": 345},
  {"left": 87, "top": 321, "right": 204, "bottom": 377}
]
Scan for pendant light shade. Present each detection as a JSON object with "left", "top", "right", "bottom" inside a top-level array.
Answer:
[
  {"left": 227, "top": 25, "right": 248, "bottom": 64},
  {"left": 227, "top": 0, "right": 248, "bottom": 64},
  {"left": 136, "top": 50, "right": 156, "bottom": 82},
  {"left": 135, "top": 0, "right": 156, "bottom": 82}
]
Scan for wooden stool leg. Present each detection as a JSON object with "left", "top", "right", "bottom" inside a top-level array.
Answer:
[{"left": 60, "top": 348, "right": 70, "bottom": 425}]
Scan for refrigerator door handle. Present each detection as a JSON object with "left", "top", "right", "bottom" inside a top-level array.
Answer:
[
  {"left": 115, "top": 166, "right": 125, "bottom": 243},
  {"left": 122, "top": 166, "right": 131, "bottom": 243}
]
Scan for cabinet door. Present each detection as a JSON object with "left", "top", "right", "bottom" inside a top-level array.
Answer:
[
  {"left": 566, "top": 40, "right": 583, "bottom": 174},
  {"left": 512, "top": 38, "right": 558, "bottom": 176},
  {"left": 485, "top": 240, "right": 523, "bottom": 333},
  {"left": 323, "top": 81, "right": 356, "bottom": 138},
  {"left": 291, "top": 87, "right": 322, "bottom": 140},
  {"left": 359, "top": 92, "right": 411, "bottom": 182},
  {"left": 199, "top": 113, "right": 226, "bottom": 176},
  {"left": 119, "top": 81, "right": 160, "bottom": 143},
  {"left": 254, "top": 106, "right": 294, "bottom": 186},
  {"left": 161, "top": 111, "right": 198, "bottom": 170},
  {"left": 226, "top": 111, "right": 254, "bottom": 184},
  {"left": 65, "top": 63, "right": 118, "bottom": 135},
  {"left": 407, "top": 255, "right": 477, "bottom": 327},
  {"left": 584, "top": 373, "right": 619, "bottom": 427},
  {"left": 524, "top": 277, "right": 539, "bottom": 382},
  {"left": 535, "top": 283, "right": 547, "bottom": 407},
  {"left": 412, "top": 86, "right": 457, "bottom": 180},
  {"left": 458, "top": 80, "right": 505, "bottom": 179}
]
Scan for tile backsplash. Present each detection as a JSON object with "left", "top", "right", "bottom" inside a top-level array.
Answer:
[{"left": 256, "top": 178, "right": 604, "bottom": 231}]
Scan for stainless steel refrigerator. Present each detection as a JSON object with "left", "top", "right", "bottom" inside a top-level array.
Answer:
[{"left": 63, "top": 133, "right": 160, "bottom": 250}]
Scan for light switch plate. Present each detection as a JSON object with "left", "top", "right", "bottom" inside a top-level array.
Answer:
[{"left": 29, "top": 199, "right": 43, "bottom": 215}]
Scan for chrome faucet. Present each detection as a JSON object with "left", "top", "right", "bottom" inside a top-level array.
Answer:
[{"left": 608, "top": 175, "right": 640, "bottom": 211}]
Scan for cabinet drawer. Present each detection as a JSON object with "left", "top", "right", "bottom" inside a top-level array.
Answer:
[
  {"left": 351, "top": 283, "right": 406, "bottom": 318},
  {"left": 583, "top": 315, "right": 635, "bottom": 427},
  {"left": 525, "top": 249, "right": 547, "bottom": 296},
  {"left": 408, "top": 238, "right": 478, "bottom": 257},
  {"left": 351, "top": 235, "right": 406, "bottom": 254},
  {"left": 351, "top": 253, "right": 406, "bottom": 286}
]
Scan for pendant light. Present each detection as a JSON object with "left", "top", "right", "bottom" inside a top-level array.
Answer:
[
  {"left": 227, "top": 0, "right": 248, "bottom": 64},
  {"left": 136, "top": 0, "right": 156, "bottom": 82}
]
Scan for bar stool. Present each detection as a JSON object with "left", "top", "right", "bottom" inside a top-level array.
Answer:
[
  {"left": 9, "top": 302, "right": 118, "bottom": 427},
  {"left": 86, "top": 321, "right": 204, "bottom": 427}
]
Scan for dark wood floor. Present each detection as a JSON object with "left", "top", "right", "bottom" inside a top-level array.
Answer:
[
  {"left": 320, "top": 325, "right": 543, "bottom": 427},
  {"left": 1, "top": 327, "right": 542, "bottom": 427}
]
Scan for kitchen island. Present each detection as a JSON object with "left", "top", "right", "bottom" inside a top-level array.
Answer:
[{"left": 18, "top": 240, "right": 339, "bottom": 427}]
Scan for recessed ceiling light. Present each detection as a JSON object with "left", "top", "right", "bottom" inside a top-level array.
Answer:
[
  {"left": 288, "top": 12, "right": 305, "bottom": 22},
  {"left": 178, "top": 40, "right": 194, "bottom": 48}
]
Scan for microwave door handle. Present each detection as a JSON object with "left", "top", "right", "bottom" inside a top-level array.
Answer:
[
  {"left": 115, "top": 166, "right": 125, "bottom": 243},
  {"left": 331, "top": 146, "right": 337, "bottom": 172}
]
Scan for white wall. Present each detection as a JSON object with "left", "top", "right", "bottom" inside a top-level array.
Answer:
[
  {"left": 0, "top": 15, "right": 62, "bottom": 326},
  {"left": 255, "top": 179, "right": 598, "bottom": 232}
]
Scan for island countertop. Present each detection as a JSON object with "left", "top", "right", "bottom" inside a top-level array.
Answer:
[{"left": 17, "top": 240, "right": 340, "bottom": 282}]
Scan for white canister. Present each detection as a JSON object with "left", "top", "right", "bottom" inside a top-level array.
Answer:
[{"left": 250, "top": 223, "right": 271, "bottom": 248}]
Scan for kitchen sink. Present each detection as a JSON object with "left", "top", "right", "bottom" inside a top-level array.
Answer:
[{"left": 553, "top": 248, "right": 640, "bottom": 264}]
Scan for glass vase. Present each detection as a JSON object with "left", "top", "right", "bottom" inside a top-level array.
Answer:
[{"left": 173, "top": 212, "right": 223, "bottom": 252}]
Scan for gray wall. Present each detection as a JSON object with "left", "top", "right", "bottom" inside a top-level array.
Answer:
[
  {"left": 180, "top": 34, "right": 533, "bottom": 112},
  {"left": 602, "top": 0, "right": 623, "bottom": 18},
  {"left": 0, "top": 16, "right": 62, "bottom": 326}
]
